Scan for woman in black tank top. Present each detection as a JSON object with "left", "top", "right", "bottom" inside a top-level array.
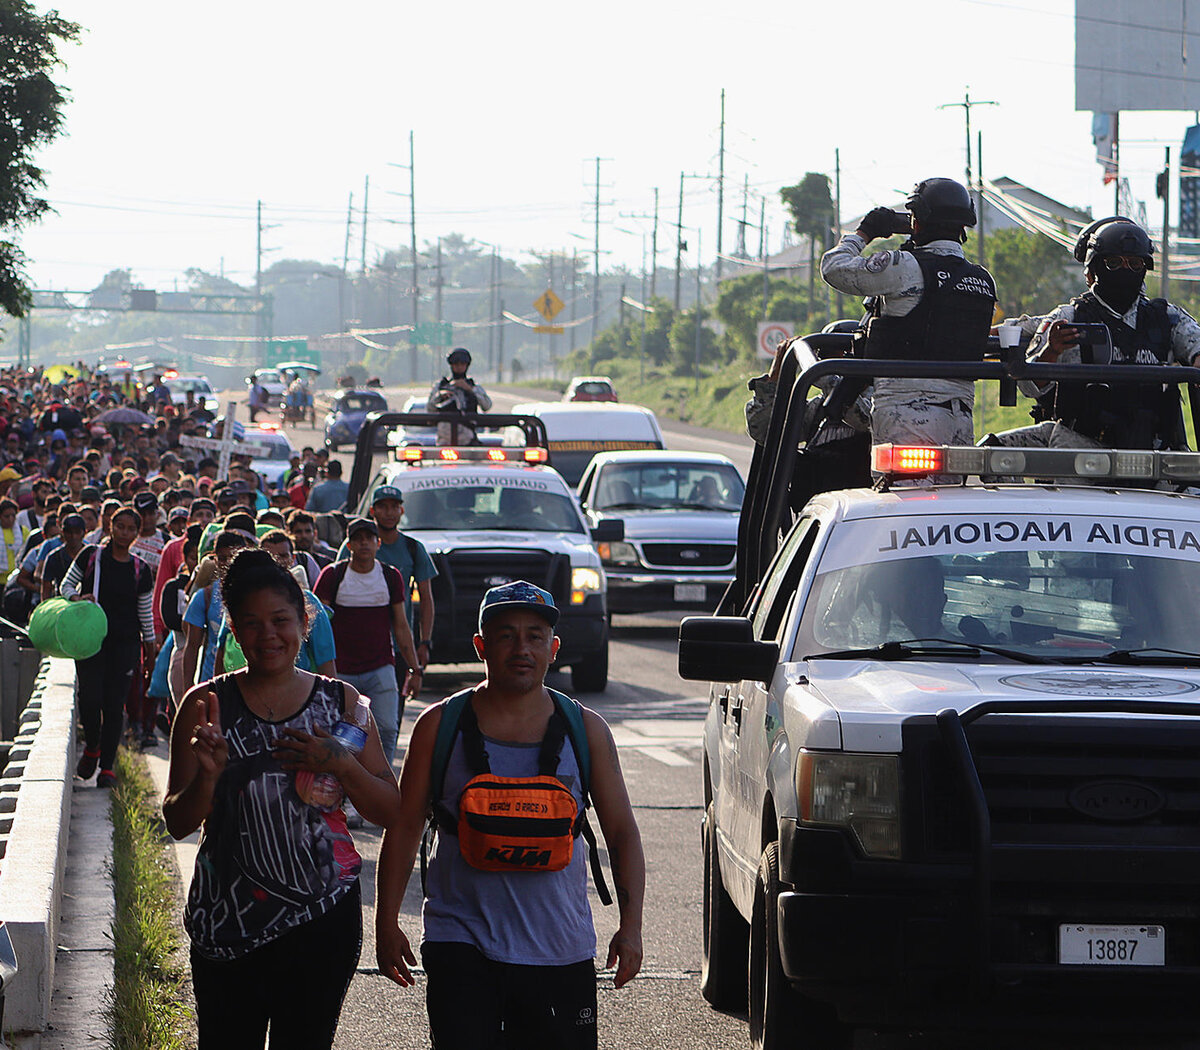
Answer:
[{"left": 163, "top": 549, "right": 402, "bottom": 1049}]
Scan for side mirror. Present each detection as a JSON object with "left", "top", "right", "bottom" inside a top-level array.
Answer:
[
  {"left": 678, "top": 616, "right": 779, "bottom": 683},
  {"left": 591, "top": 518, "right": 624, "bottom": 543}
]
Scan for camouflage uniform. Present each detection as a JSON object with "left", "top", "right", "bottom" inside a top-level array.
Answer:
[
  {"left": 988, "top": 295, "right": 1200, "bottom": 450},
  {"left": 820, "top": 234, "right": 978, "bottom": 449}
]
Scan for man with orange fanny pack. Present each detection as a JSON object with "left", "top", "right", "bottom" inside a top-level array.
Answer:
[{"left": 375, "top": 580, "right": 645, "bottom": 1049}]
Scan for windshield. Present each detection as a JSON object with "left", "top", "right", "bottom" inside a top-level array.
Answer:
[
  {"left": 798, "top": 513, "right": 1200, "bottom": 661},
  {"left": 396, "top": 475, "right": 585, "bottom": 534},
  {"left": 340, "top": 395, "right": 386, "bottom": 413},
  {"left": 247, "top": 433, "right": 292, "bottom": 461},
  {"left": 592, "top": 462, "right": 744, "bottom": 511},
  {"left": 166, "top": 378, "right": 213, "bottom": 395}
]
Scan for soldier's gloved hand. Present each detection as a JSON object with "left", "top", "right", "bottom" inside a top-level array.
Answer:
[{"left": 856, "top": 206, "right": 897, "bottom": 244}]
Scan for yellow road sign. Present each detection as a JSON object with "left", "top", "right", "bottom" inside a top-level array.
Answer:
[
  {"left": 534, "top": 289, "right": 564, "bottom": 321},
  {"left": 533, "top": 324, "right": 565, "bottom": 334}
]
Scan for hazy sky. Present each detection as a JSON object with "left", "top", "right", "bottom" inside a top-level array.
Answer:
[{"left": 18, "top": 0, "right": 1200, "bottom": 295}]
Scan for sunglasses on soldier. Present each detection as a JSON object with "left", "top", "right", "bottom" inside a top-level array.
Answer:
[{"left": 1102, "top": 255, "right": 1149, "bottom": 273}]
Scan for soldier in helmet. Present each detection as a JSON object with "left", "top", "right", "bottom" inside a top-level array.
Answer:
[
  {"left": 821, "top": 177, "right": 997, "bottom": 452},
  {"left": 986, "top": 217, "right": 1200, "bottom": 452},
  {"left": 427, "top": 347, "right": 493, "bottom": 446}
]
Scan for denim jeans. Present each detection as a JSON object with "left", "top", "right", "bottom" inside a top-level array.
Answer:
[{"left": 339, "top": 664, "right": 400, "bottom": 766}]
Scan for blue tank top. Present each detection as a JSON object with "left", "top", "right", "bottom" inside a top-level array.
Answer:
[
  {"left": 422, "top": 730, "right": 597, "bottom": 966},
  {"left": 184, "top": 673, "right": 362, "bottom": 961}
]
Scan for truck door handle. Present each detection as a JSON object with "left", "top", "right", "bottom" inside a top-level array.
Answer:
[
  {"left": 731, "top": 699, "right": 743, "bottom": 733},
  {"left": 718, "top": 689, "right": 731, "bottom": 718}
]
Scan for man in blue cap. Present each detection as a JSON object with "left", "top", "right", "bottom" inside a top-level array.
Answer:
[{"left": 375, "top": 580, "right": 645, "bottom": 1049}]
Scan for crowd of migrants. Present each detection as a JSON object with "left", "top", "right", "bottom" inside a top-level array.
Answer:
[
  {"left": 1, "top": 361, "right": 644, "bottom": 1050},
  {"left": 0, "top": 362, "right": 427, "bottom": 794}
]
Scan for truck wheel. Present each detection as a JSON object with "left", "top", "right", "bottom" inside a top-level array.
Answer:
[
  {"left": 749, "top": 842, "right": 850, "bottom": 1050},
  {"left": 571, "top": 645, "right": 608, "bottom": 693},
  {"left": 701, "top": 803, "right": 748, "bottom": 1009}
]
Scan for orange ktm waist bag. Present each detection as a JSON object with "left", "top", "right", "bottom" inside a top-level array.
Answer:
[{"left": 453, "top": 702, "right": 582, "bottom": 874}]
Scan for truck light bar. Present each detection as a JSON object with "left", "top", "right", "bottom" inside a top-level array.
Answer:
[
  {"left": 871, "top": 444, "right": 1200, "bottom": 483},
  {"left": 397, "top": 446, "right": 548, "bottom": 464}
]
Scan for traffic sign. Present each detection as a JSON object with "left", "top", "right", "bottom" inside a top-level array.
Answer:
[
  {"left": 410, "top": 321, "right": 453, "bottom": 346},
  {"left": 264, "top": 339, "right": 313, "bottom": 367},
  {"left": 534, "top": 289, "right": 564, "bottom": 322},
  {"left": 757, "top": 321, "right": 795, "bottom": 359},
  {"left": 533, "top": 325, "right": 565, "bottom": 334}
]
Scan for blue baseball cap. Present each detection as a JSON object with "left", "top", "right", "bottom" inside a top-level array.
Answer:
[
  {"left": 478, "top": 580, "right": 559, "bottom": 631},
  {"left": 371, "top": 485, "right": 404, "bottom": 505}
]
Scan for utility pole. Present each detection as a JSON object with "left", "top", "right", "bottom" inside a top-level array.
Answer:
[
  {"left": 939, "top": 89, "right": 997, "bottom": 264},
  {"left": 694, "top": 229, "right": 703, "bottom": 396},
  {"left": 434, "top": 237, "right": 443, "bottom": 323},
  {"left": 255, "top": 199, "right": 263, "bottom": 366},
  {"left": 651, "top": 188, "right": 659, "bottom": 299},
  {"left": 569, "top": 247, "right": 577, "bottom": 354},
  {"left": 360, "top": 175, "right": 369, "bottom": 275},
  {"left": 716, "top": 89, "right": 726, "bottom": 280},
  {"left": 834, "top": 150, "right": 843, "bottom": 316},
  {"left": 761, "top": 199, "right": 769, "bottom": 320},
  {"left": 488, "top": 247, "right": 498, "bottom": 369},
  {"left": 497, "top": 297, "right": 505, "bottom": 382},
  {"left": 589, "top": 157, "right": 603, "bottom": 366},
  {"left": 409, "top": 132, "right": 419, "bottom": 380},
  {"left": 674, "top": 171, "right": 684, "bottom": 311},
  {"left": 340, "top": 192, "right": 353, "bottom": 337},
  {"left": 977, "top": 132, "right": 986, "bottom": 270},
  {"left": 1159, "top": 146, "right": 1172, "bottom": 299}
]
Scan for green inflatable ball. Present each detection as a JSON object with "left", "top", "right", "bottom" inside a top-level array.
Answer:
[
  {"left": 28, "top": 598, "right": 70, "bottom": 658},
  {"left": 55, "top": 600, "right": 108, "bottom": 660}
]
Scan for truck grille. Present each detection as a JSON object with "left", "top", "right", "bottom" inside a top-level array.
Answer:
[
  {"left": 430, "top": 549, "right": 570, "bottom": 649},
  {"left": 906, "top": 719, "right": 1200, "bottom": 856},
  {"left": 639, "top": 542, "right": 734, "bottom": 568}
]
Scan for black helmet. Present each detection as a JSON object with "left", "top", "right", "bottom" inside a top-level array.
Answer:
[
  {"left": 905, "top": 178, "right": 976, "bottom": 228},
  {"left": 1072, "top": 216, "right": 1154, "bottom": 270},
  {"left": 447, "top": 347, "right": 471, "bottom": 366}
]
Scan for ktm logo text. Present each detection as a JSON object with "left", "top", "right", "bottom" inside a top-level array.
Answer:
[{"left": 485, "top": 844, "right": 552, "bottom": 867}]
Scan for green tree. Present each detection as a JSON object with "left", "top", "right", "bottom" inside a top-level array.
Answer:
[
  {"left": 0, "top": 1, "right": 79, "bottom": 317},
  {"left": 970, "top": 226, "right": 1077, "bottom": 318},
  {"left": 780, "top": 173, "right": 834, "bottom": 309}
]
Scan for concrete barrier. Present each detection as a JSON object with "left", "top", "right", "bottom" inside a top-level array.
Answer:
[{"left": 0, "top": 656, "right": 76, "bottom": 1036}]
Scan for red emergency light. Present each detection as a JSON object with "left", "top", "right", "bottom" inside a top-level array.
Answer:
[{"left": 872, "top": 444, "right": 945, "bottom": 475}]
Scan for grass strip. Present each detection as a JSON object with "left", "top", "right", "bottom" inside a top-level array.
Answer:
[{"left": 108, "top": 747, "right": 192, "bottom": 1049}]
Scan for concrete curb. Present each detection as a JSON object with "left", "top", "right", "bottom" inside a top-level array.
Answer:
[{"left": 0, "top": 656, "right": 77, "bottom": 1038}]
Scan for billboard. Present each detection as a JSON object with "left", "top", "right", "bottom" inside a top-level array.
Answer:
[{"left": 1076, "top": 0, "right": 1200, "bottom": 111}]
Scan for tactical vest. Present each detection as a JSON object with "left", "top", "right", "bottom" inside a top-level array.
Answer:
[
  {"left": 861, "top": 250, "right": 997, "bottom": 363},
  {"left": 1042, "top": 294, "right": 1184, "bottom": 449},
  {"left": 435, "top": 377, "right": 479, "bottom": 414}
]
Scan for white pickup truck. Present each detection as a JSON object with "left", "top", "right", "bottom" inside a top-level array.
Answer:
[{"left": 681, "top": 343, "right": 1200, "bottom": 1047}]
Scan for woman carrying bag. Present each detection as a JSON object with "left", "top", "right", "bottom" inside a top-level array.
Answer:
[{"left": 163, "top": 548, "right": 401, "bottom": 1049}]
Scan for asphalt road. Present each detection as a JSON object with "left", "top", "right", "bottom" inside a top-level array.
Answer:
[
  {"left": 211, "top": 388, "right": 755, "bottom": 1048},
  {"left": 197, "top": 389, "right": 1176, "bottom": 1048}
]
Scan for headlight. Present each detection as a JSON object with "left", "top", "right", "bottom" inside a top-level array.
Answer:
[
  {"left": 570, "top": 567, "right": 602, "bottom": 605},
  {"left": 797, "top": 752, "right": 902, "bottom": 860},
  {"left": 596, "top": 541, "right": 639, "bottom": 566}
]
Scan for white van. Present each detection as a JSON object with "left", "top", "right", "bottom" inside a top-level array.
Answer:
[{"left": 510, "top": 401, "right": 666, "bottom": 485}]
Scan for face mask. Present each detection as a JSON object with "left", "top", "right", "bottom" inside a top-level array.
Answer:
[{"left": 1093, "top": 268, "right": 1144, "bottom": 312}]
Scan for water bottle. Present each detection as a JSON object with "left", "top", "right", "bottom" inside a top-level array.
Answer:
[{"left": 303, "top": 695, "right": 371, "bottom": 811}]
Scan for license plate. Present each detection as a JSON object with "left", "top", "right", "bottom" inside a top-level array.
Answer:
[
  {"left": 1058, "top": 924, "right": 1165, "bottom": 966},
  {"left": 674, "top": 584, "right": 706, "bottom": 602}
]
